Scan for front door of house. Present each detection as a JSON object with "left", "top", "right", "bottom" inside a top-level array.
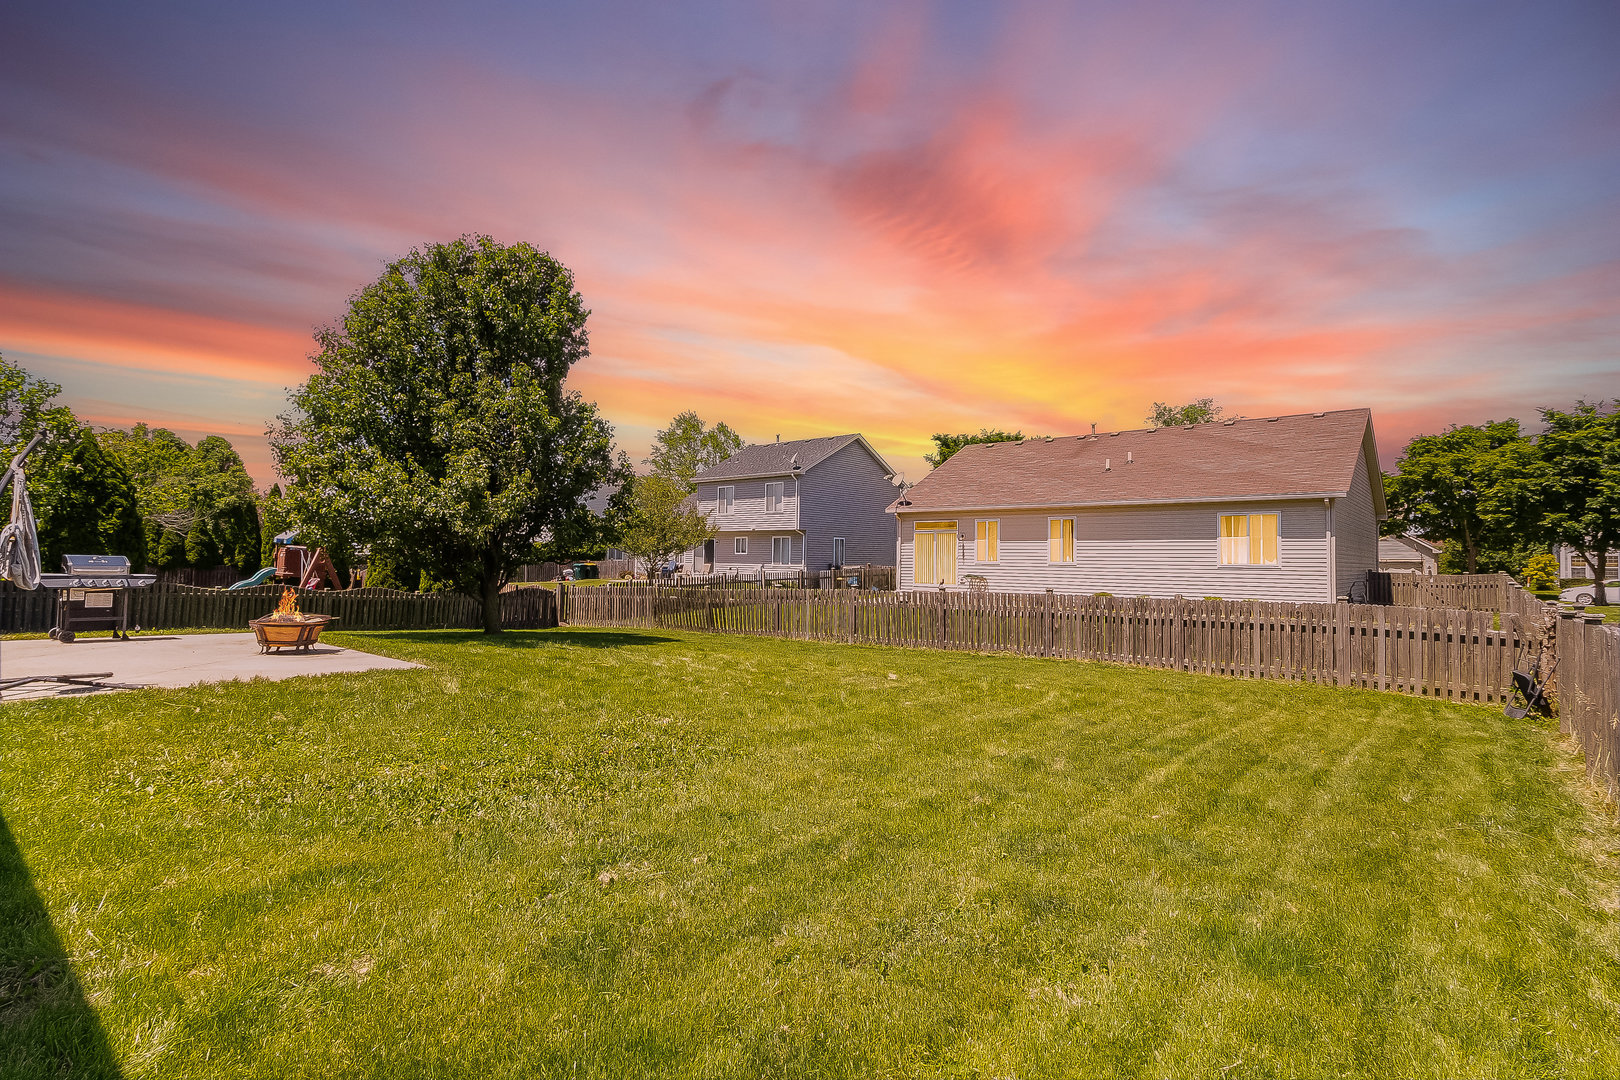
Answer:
[{"left": 703, "top": 539, "right": 714, "bottom": 572}]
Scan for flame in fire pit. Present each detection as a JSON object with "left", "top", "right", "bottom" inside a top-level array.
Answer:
[{"left": 261, "top": 586, "right": 320, "bottom": 623}]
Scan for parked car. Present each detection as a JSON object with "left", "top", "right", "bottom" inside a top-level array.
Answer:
[{"left": 1558, "top": 580, "right": 1619, "bottom": 605}]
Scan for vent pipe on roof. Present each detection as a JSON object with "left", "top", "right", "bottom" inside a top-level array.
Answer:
[
  {"left": 1091, "top": 423, "right": 1096, "bottom": 435},
  {"left": 1104, "top": 458, "right": 1111, "bottom": 471},
  {"left": 1127, "top": 451, "right": 1133, "bottom": 464},
  {"left": 776, "top": 434, "right": 780, "bottom": 442}
]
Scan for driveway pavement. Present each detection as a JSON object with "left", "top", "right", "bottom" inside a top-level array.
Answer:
[{"left": 0, "top": 632, "right": 419, "bottom": 700}]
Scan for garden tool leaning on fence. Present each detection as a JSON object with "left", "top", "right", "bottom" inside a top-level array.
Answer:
[{"left": 1505, "top": 623, "right": 1558, "bottom": 720}]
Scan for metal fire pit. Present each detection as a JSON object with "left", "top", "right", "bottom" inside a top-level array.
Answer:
[
  {"left": 38, "top": 554, "right": 158, "bottom": 642},
  {"left": 248, "top": 615, "right": 337, "bottom": 653}
]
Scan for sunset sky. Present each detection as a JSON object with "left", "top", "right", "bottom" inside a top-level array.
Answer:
[{"left": 3, "top": 1, "right": 1617, "bottom": 485}]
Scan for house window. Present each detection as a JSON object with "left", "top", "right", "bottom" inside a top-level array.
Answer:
[
  {"left": 734, "top": 537, "right": 748, "bottom": 555},
  {"left": 833, "top": 537, "right": 845, "bottom": 566},
  {"left": 1048, "top": 518, "right": 1074, "bottom": 563},
  {"left": 766, "top": 483, "right": 784, "bottom": 513},
  {"left": 975, "top": 520, "right": 999, "bottom": 563},
  {"left": 913, "top": 520, "right": 958, "bottom": 586},
  {"left": 772, "top": 536, "right": 793, "bottom": 564},
  {"left": 1219, "top": 513, "right": 1280, "bottom": 566},
  {"left": 717, "top": 486, "right": 735, "bottom": 514}
]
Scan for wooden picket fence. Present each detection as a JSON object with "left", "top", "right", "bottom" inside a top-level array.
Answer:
[
  {"left": 1557, "top": 615, "right": 1620, "bottom": 809},
  {"left": 560, "top": 584, "right": 1532, "bottom": 703},
  {"left": 1388, "top": 572, "right": 1549, "bottom": 619},
  {"left": 0, "top": 582, "right": 557, "bottom": 633}
]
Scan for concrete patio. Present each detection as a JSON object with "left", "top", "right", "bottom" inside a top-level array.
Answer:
[{"left": 0, "top": 632, "right": 419, "bottom": 700}]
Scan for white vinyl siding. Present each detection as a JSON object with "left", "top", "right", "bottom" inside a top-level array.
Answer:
[
  {"left": 734, "top": 536, "right": 747, "bottom": 555},
  {"left": 694, "top": 478, "right": 800, "bottom": 530},
  {"left": 1333, "top": 445, "right": 1380, "bottom": 597},
  {"left": 1218, "top": 513, "right": 1279, "bottom": 566},
  {"left": 899, "top": 502, "right": 1332, "bottom": 600}
]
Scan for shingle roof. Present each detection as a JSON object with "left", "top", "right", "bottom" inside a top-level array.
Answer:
[
  {"left": 891, "top": 409, "right": 1378, "bottom": 513},
  {"left": 696, "top": 434, "right": 887, "bottom": 481}
]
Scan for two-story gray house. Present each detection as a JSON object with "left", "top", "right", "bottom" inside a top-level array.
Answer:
[{"left": 678, "top": 435, "right": 899, "bottom": 573}]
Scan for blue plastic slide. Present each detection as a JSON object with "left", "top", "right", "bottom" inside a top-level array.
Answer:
[{"left": 228, "top": 566, "right": 278, "bottom": 590}]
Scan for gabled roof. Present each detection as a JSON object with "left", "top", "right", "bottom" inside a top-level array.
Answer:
[
  {"left": 696, "top": 434, "right": 895, "bottom": 482},
  {"left": 890, "top": 408, "right": 1382, "bottom": 514}
]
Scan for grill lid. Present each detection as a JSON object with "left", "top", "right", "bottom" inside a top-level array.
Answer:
[{"left": 61, "top": 554, "right": 131, "bottom": 575}]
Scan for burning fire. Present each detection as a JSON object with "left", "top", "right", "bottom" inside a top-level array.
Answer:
[{"left": 264, "top": 587, "right": 319, "bottom": 623}]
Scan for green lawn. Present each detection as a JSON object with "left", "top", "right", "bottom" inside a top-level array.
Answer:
[{"left": 2, "top": 629, "right": 1617, "bottom": 1079}]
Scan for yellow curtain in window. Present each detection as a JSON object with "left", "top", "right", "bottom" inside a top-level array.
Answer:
[
  {"left": 1219, "top": 514, "right": 1248, "bottom": 565},
  {"left": 1049, "top": 519, "right": 1074, "bottom": 562},
  {"left": 976, "top": 520, "right": 998, "bottom": 562},
  {"left": 914, "top": 531, "right": 936, "bottom": 585},
  {"left": 1250, "top": 513, "right": 1279, "bottom": 565}
]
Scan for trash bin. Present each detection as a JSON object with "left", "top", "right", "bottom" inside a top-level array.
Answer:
[{"left": 573, "top": 562, "right": 599, "bottom": 580}]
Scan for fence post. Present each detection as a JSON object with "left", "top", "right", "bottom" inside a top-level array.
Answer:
[{"left": 1044, "top": 589, "right": 1053, "bottom": 657}]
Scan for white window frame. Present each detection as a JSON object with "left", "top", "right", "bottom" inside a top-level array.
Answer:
[
  {"left": 734, "top": 536, "right": 747, "bottom": 555},
  {"left": 1047, "top": 517, "right": 1075, "bottom": 564},
  {"left": 766, "top": 482, "right": 784, "bottom": 513},
  {"left": 975, "top": 519, "right": 999, "bottom": 563},
  {"left": 1217, "top": 512, "right": 1281, "bottom": 567},
  {"left": 832, "top": 537, "right": 846, "bottom": 566},
  {"left": 717, "top": 485, "right": 735, "bottom": 514},
  {"left": 772, "top": 535, "right": 793, "bottom": 565}
]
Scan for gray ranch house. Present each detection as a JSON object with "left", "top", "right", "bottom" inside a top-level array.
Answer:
[
  {"left": 678, "top": 434, "right": 899, "bottom": 574},
  {"left": 889, "top": 409, "right": 1385, "bottom": 603}
]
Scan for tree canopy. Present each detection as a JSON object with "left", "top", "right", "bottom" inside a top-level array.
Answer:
[
  {"left": 1147, "top": 399, "right": 1223, "bottom": 427},
  {"left": 925, "top": 428, "right": 1026, "bottom": 469},
  {"left": 1518, "top": 402, "right": 1620, "bottom": 603},
  {"left": 98, "top": 424, "right": 262, "bottom": 572},
  {"left": 647, "top": 411, "right": 744, "bottom": 483},
  {"left": 270, "top": 235, "right": 626, "bottom": 630},
  {"left": 615, "top": 474, "right": 715, "bottom": 581},
  {"left": 1382, "top": 420, "right": 1529, "bottom": 574},
  {"left": 3, "top": 353, "right": 144, "bottom": 570}
]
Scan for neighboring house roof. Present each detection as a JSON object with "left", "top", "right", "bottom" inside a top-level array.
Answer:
[
  {"left": 696, "top": 434, "right": 896, "bottom": 482},
  {"left": 1379, "top": 533, "right": 1441, "bottom": 558},
  {"left": 890, "top": 409, "right": 1382, "bottom": 514}
]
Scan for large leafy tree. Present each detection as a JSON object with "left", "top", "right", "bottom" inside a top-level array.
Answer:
[
  {"left": 271, "top": 235, "right": 626, "bottom": 631},
  {"left": 1520, "top": 402, "right": 1620, "bottom": 604},
  {"left": 1148, "top": 398, "right": 1223, "bottom": 427},
  {"left": 3, "top": 354, "right": 143, "bottom": 569},
  {"left": 616, "top": 474, "right": 715, "bottom": 581},
  {"left": 29, "top": 429, "right": 146, "bottom": 569},
  {"left": 647, "top": 411, "right": 744, "bottom": 483},
  {"left": 1382, "top": 420, "right": 1530, "bottom": 574},
  {"left": 99, "top": 426, "right": 262, "bottom": 572},
  {"left": 925, "top": 428, "right": 1026, "bottom": 468}
]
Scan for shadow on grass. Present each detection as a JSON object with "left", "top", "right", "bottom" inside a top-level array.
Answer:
[
  {"left": 0, "top": 814, "right": 122, "bottom": 1079},
  {"left": 346, "top": 628, "right": 679, "bottom": 649}
]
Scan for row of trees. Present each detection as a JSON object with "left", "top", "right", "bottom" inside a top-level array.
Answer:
[
  {"left": 1383, "top": 404, "right": 1620, "bottom": 602},
  {"left": 2, "top": 354, "right": 266, "bottom": 574}
]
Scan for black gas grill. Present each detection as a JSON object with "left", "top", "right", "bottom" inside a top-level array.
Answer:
[{"left": 38, "top": 555, "right": 157, "bottom": 641}]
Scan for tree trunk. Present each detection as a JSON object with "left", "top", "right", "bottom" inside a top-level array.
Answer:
[
  {"left": 481, "top": 572, "right": 503, "bottom": 633},
  {"left": 1595, "top": 549, "right": 1610, "bottom": 606}
]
